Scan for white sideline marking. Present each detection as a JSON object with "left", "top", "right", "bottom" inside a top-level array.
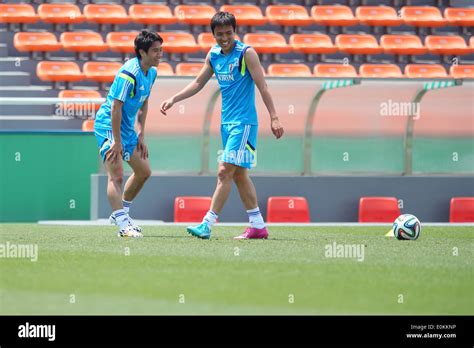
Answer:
[{"left": 37, "top": 220, "right": 474, "bottom": 227}]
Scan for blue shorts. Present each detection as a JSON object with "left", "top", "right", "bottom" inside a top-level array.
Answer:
[
  {"left": 220, "top": 123, "right": 257, "bottom": 169},
  {"left": 94, "top": 128, "right": 138, "bottom": 162}
]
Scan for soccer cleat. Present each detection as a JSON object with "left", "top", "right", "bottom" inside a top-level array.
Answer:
[
  {"left": 118, "top": 225, "right": 143, "bottom": 238},
  {"left": 186, "top": 222, "right": 211, "bottom": 240},
  {"left": 109, "top": 213, "right": 142, "bottom": 232},
  {"left": 234, "top": 227, "right": 268, "bottom": 240}
]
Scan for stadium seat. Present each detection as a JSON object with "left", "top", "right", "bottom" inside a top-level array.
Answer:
[
  {"left": 267, "top": 196, "right": 310, "bottom": 223},
  {"left": 449, "top": 197, "right": 474, "bottom": 223},
  {"left": 243, "top": 33, "right": 291, "bottom": 54},
  {"left": 450, "top": 65, "right": 474, "bottom": 79},
  {"left": 174, "top": 196, "right": 211, "bottom": 222},
  {"left": 157, "top": 62, "right": 174, "bottom": 76},
  {"left": 0, "top": 4, "right": 38, "bottom": 27},
  {"left": 36, "top": 61, "right": 84, "bottom": 86},
  {"left": 197, "top": 32, "right": 241, "bottom": 51},
  {"left": 175, "top": 63, "right": 203, "bottom": 76},
  {"left": 404, "top": 64, "right": 448, "bottom": 78},
  {"left": 159, "top": 32, "right": 200, "bottom": 54},
  {"left": 59, "top": 90, "right": 102, "bottom": 112},
  {"left": 358, "top": 197, "right": 400, "bottom": 223},
  {"left": 84, "top": 4, "right": 129, "bottom": 26},
  {"left": 471, "top": 37, "right": 474, "bottom": 50},
  {"left": 83, "top": 62, "right": 121, "bottom": 83},
  {"left": 444, "top": 8, "right": 474, "bottom": 27},
  {"left": 355, "top": 6, "right": 402, "bottom": 27},
  {"left": 425, "top": 36, "right": 471, "bottom": 56},
  {"left": 106, "top": 31, "right": 138, "bottom": 54},
  {"left": 128, "top": 4, "right": 177, "bottom": 27},
  {"left": 174, "top": 5, "right": 216, "bottom": 26},
  {"left": 380, "top": 35, "right": 427, "bottom": 55},
  {"left": 37, "top": 4, "right": 84, "bottom": 26},
  {"left": 60, "top": 32, "right": 108, "bottom": 54},
  {"left": 359, "top": 64, "right": 403, "bottom": 78},
  {"left": 219, "top": 5, "right": 267, "bottom": 27},
  {"left": 81, "top": 119, "right": 95, "bottom": 132},
  {"left": 335, "top": 34, "right": 383, "bottom": 55},
  {"left": 267, "top": 63, "right": 312, "bottom": 77},
  {"left": 313, "top": 63, "right": 357, "bottom": 77},
  {"left": 266, "top": 5, "right": 313, "bottom": 28},
  {"left": 14, "top": 32, "right": 62, "bottom": 54},
  {"left": 401, "top": 6, "right": 446, "bottom": 27},
  {"left": 289, "top": 34, "right": 337, "bottom": 55},
  {"left": 311, "top": 5, "right": 359, "bottom": 27}
]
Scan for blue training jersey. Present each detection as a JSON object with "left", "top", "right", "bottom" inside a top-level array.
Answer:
[
  {"left": 94, "top": 57, "right": 157, "bottom": 140},
  {"left": 210, "top": 40, "right": 258, "bottom": 125}
]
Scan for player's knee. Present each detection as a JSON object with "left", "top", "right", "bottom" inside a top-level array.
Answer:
[
  {"left": 109, "top": 174, "right": 123, "bottom": 186},
  {"left": 217, "top": 166, "right": 234, "bottom": 183},
  {"left": 138, "top": 167, "right": 151, "bottom": 181},
  {"left": 233, "top": 170, "right": 245, "bottom": 183}
]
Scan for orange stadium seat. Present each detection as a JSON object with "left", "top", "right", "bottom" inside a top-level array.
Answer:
[
  {"left": 175, "top": 63, "right": 203, "bottom": 76},
  {"left": 157, "top": 62, "right": 174, "bottom": 76},
  {"left": 404, "top": 64, "right": 448, "bottom": 78},
  {"left": 174, "top": 5, "right": 216, "bottom": 26},
  {"left": 174, "top": 196, "right": 212, "bottom": 222},
  {"left": 14, "top": 32, "right": 62, "bottom": 53},
  {"left": 219, "top": 5, "right": 267, "bottom": 27},
  {"left": 129, "top": 4, "right": 177, "bottom": 26},
  {"left": 267, "top": 63, "right": 312, "bottom": 77},
  {"left": 359, "top": 64, "right": 403, "bottom": 78},
  {"left": 380, "top": 35, "right": 427, "bottom": 55},
  {"left": 60, "top": 32, "right": 108, "bottom": 53},
  {"left": 59, "top": 90, "right": 102, "bottom": 112},
  {"left": 243, "top": 33, "right": 290, "bottom": 54},
  {"left": 335, "top": 34, "right": 383, "bottom": 55},
  {"left": 197, "top": 32, "right": 241, "bottom": 51},
  {"left": 355, "top": 6, "right": 402, "bottom": 27},
  {"left": 106, "top": 31, "right": 138, "bottom": 54},
  {"left": 84, "top": 4, "right": 129, "bottom": 25},
  {"left": 36, "top": 61, "right": 84, "bottom": 83},
  {"left": 289, "top": 34, "right": 337, "bottom": 55},
  {"left": 444, "top": 8, "right": 474, "bottom": 27},
  {"left": 266, "top": 5, "right": 313, "bottom": 27},
  {"left": 450, "top": 197, "right": 474, "bottom": 223},
  {"left": 313, "top": 63, "right": 357, "bottom": 77},
  {"left": 267, "top": 196, "right": 310, "bottom": 223},
  {"left": 311, "top": 5, "right": 359, "bottom": 27},
  {"left": 449, "top": 65, "right": 474, "bottom": 79},
  {"left": 37, "top": 4, "right": 84, "bottom": 25},
  {"left": 401, "top": 6, "right": 446, "bottom": 27},
  {"left": 83, "top": 62, "right": 122, "bottom": 83},
  {"left": 159, "top": 32, "right": 200, "bottom": 54},
  {"left": 0, "top": 4, "right": 38, "bottom": 25},
  {"left": 425, "top": 35, "right": 471, "bottom": 56},
  {"left": 471, "top": 37, "right": 474, "bottom": 49},
  {"left": 359, "top": 197, "right": 400, "bottom": 223}
]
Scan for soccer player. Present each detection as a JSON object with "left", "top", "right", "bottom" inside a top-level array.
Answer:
[
  {"left": 160, "top": 12, "right": 284, "bottom": 240},
  {"left": 94, "top": 30, "right": 163, "bottom": 237}
]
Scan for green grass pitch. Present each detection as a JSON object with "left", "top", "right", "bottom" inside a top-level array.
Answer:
[{"left": 0, "top": 224, "right": 472, "bottom": 315}]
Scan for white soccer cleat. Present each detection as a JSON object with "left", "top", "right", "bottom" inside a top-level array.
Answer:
[
  {"left": 118, "top": 225, "right": 143, "bottom": 238},
  {"left": 109, "top": 213, "right": 142, "bottom": 232}
]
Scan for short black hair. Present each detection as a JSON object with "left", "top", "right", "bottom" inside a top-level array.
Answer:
[
  {"left": 210, "top": 11, "right": 236, "bottom": 35},
  {"left": 134, "top": 30, "right": 163, "bottom": 60}
]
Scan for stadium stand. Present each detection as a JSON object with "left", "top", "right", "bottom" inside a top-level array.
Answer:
[
  {"left": 174, "top": 196, "right": 212, "bottom": 223},
  {"left": 359, "top": 197, "right": 401, "bottom": 223},
  {"left": 267, "top": 197, "right": 310, "bottom": 223},
  {"left": 449, "top": 197, "right": 474, "bottom": 222}
]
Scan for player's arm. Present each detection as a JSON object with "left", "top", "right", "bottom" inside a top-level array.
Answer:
[
  {"left": 106, "top": 98, "right": 124, "bottom": 162},
  {"left": 136, "top": 98, "right": 149, "bottom": 159},
  {"left": 160, "top": 52, "right": 214, "bottom": 115},
  {"left": 245, "top": 48, "right": 284, "bottom": 139}
]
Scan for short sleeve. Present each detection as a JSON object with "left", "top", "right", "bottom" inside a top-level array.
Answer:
[{"left": 110, "top": 70, "right": 136, "bottom": 102}]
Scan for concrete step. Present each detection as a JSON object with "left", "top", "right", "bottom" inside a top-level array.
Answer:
[
  {"left": 0, "top": 117, "right": 84, "bottom": 130},
  {"left": 0, "top": 86, "right": 57, "bottom": 98},
  {"left": 0, "top": 71, "right": 30, "bottom": 85},
  {"left": 0, "top": 44, "right": 7, "bottom": 58},
  {"left": 0, "top": 104, "right": 55, "bottom": 116},
  {"left": 0, "top": 58, "right": 35, "bottom": 72}
]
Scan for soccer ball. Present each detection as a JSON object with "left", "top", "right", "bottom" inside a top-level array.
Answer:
[{"left": 393, "top": 214, "right": 421, "bottom": 240}]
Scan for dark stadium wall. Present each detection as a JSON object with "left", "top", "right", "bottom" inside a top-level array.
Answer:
[{"left": 92, "top": 175, "right": 474, "bottom": 223}]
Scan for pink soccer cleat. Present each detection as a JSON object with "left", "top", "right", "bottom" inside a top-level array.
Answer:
[{"left": 234, "top": 227, "right": 268, "bottom": 240}]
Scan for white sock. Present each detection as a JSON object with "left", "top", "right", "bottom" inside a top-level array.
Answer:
[
  {"left": 113, "top": 209, "right": 129, "bottom": 230},
  {"left": 202, "top": 210, "right": 218, "bottom": 228},
  {"left": 247, "top": 207, "right": 265, "bottom": 229},
  {"left": 122, "top": 199, "right": 132, "bottom": 215}
]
